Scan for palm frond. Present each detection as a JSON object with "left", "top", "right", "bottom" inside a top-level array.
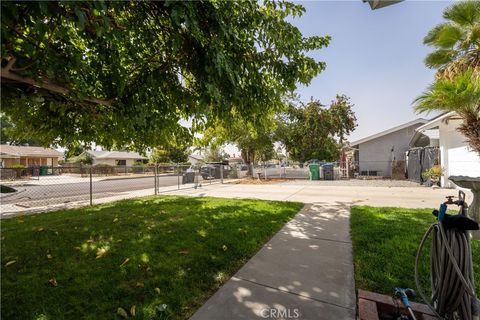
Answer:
[
  {"left": 436, "top": 23, "right": 464, "bottom": 48},
  {"left": 414, "top": 71, "right": 480, "bottom": 115},
  {"left": 424, "top": 24, "right": 448, "bottom": 45},
  {"left": 443, "top": 0, "right": 480, "bottom": 27},
  {"left": 425, "top": 49, "right": 457, "bottom": 69}
]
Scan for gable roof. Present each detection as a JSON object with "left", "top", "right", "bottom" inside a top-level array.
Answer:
[
  {"left": 0, "top": 145, "right": 64, "bottom": 158},
  {"left": 414, "top": 111, "right": 458, "bottom": 132},
  {"left": 188, "top": 154, "right": 203, "bottom": 161},
  {"left": 86, "top": 150, "right": 147, "bottom": 159},
  {"left": 349, "top": 118, "right": 428, "bottom": 146}
]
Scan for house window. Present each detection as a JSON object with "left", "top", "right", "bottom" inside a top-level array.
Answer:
[{"left": 115, "top": 160, "right": 126, "bottom": 166}]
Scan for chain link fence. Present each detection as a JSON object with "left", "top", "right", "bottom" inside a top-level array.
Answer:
[
  {"left": 0, "top": 164, "right": 223, "bottom": 214},
  {"left": 2, "top": 160, "right": 477, "bottom": 215}
]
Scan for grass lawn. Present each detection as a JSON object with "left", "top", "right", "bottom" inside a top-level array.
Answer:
[
  {"left": 350, "top": 206, "right": 480, "bottom": 299},
  {"left": 1, "top": 196, "right": 303, "bottom": 320}
]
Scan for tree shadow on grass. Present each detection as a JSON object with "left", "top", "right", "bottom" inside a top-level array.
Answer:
[{"left": 1, "top": 195, "right": 303, "bottom": 320}]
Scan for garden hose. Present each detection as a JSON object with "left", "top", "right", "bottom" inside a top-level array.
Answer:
[{"left": 415, "top": 213, "right": 479, "bottom": 320}]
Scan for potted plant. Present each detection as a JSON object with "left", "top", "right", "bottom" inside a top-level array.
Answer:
[{"left": 422, "top": 165, "right": 444, "bottom": 187}]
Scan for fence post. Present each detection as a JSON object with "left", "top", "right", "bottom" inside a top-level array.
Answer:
[
  {"left": 220, "top": 164, "right": 224, "bottom": 184},
  {"left": 177, "top": 164, "right": 180, "bottom": 190},
  {"left": 154, "top": 164, "right": 158, "bottom": 195},
  {"left": 89, "top": 167, "right": 93, "bottom": 206}
]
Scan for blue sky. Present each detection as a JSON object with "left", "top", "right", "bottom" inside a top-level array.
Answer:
[{"left": 290, "top": 0, "right": 453, "bottom": 142}]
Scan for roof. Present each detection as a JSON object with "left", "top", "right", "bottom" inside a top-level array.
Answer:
[
  {"left": 0, "top": 145, "right": 63, "bottom": 158},
  {"left": 349, "top": 118, "right": 429, "bottom": 146},
  {"left": 409, "top": 112, "right": 462, "bottom": 147},
  {"left": 188, "top": 154, "right": 204, "bottom": 161},
  {"left": 86, "top": 150, "right": 147, "bottom": 159},
  {"left": 414, "top": 111, "right": 459, "bottom": 132}
]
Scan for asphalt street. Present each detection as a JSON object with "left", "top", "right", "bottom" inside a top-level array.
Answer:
[{"left": 1, "top": 175, "right": 190, "bottom": 206}]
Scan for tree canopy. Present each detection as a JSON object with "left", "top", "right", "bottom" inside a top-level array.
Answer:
[
  {"left": 0, "top": 114, "right": 41, "bottom": 146},
  {"left": 276, "top": 95, "right": 357, "bottom": 163},
  {"left": 199, "top": 115, "right": 276, "bottom": 165},
  {"left": 1, "top": 1, "right": 329, "bottom": 151}
]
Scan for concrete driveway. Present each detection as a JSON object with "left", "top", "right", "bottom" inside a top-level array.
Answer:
[{"left": 171, "top": 180, "right": 470, "bottom": 209}]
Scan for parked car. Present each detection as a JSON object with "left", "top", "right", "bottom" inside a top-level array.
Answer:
[
  {"left": 305, "top": 159, "right": 322, "bottom": 167},
  {"left": 200, "top": 162, "right": 231, "bottom": 180}
]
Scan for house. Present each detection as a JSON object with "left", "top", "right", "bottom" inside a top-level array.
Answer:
[
  {"left": 85, "top": 150, "right": 147, "bottom": 166},
  {"left": 227, "top": 155, "right": 244, "bottom": 166},
  {"left": 410, "top": 112, "right": 480, "bottom": 188},
  {"left": 188, "top": 154, "right": 204, "bottom": 165},
  {"left": 0, "top": 144, "right": 64, "bottom": 167},
  {"left": 348, "top": 118, "right": 428, "bottom": 177}
]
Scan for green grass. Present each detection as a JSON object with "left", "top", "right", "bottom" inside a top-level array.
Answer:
[
  {"left": 350, "top": 206, "right": 480, "bottom": 299},
  {"left": 0, "top": 185, "right": 16, "bottom": 193},
  {"left": 1, "top": 196, "right": 303, "bottom": 320}
]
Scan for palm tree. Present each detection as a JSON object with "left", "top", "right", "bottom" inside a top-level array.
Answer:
[
  {"left": 423, "top": 1, "right": 480, "bottom": 80},
  {"left": 415, "top": 1, "right": 480, "bottom": 155},
  {"left": 414, "top": 71, "right": 480, "bottom": 154}
]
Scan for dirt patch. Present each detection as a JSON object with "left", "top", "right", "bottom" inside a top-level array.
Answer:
[{"left": 228, "top": 178, "right": 289, "bottom": 185}]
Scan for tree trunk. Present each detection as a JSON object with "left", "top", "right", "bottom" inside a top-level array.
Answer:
[{"left": 458, "top": 112, "right": 480, "bottom": 155}]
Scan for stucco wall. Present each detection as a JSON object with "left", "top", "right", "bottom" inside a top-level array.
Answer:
[
  {"left": 358, "top": 123, "right": 423, "bottom": 177},
  {"left": 439, "top": 119, "right": 480, "bottom": 188}
]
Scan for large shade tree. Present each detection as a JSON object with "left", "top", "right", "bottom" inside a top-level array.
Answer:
[
  {"left": 1, "top": 1, "right": 329, "bottom": 151},
  {"left": 415, "top": 0, "right": 480, "bottom": 154},
  {"left": 276, "top": 95, "right": 357, "bottom": 163},
  {"left": 200, "top": 115, "right": 276, "bottom": 168}
]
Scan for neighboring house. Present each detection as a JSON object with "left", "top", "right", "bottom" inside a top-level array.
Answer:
[
  {"left": 85, "top": 150, "right": 147, "bottom": 166},
  {"left": 348, "top": 118, "right": 428, "bottom": 177},
  {"left": 410, "top": 112, "right": 480, "bottom": 188},
  {"left": 228, "top": 155, "right": 244, "bottom": 166},
  {"left": 188, "top": 154, "right": 204, "bottom": 165},
  {"left": 0, "top": 144, "right": 63, "bottom": 167}
]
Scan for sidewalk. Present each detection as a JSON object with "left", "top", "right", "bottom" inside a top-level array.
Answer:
[{"left": 191, "top": 203, "right": 355, "bottom": 320}]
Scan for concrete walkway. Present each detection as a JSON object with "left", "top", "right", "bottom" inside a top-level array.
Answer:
[{"left": 191, "top": 202, "right": 355, "bottom": 320}]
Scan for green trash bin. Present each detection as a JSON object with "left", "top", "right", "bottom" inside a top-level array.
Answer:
[
  {"left": 39, "top": 166, "right": 49, "bottom": 176},
  {"left": 309, "top": 164, "right": 320, "bottom": 180}
]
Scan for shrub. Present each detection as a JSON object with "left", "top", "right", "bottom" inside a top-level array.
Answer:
[
  {"left": 9, "top": 164, "right": 26, "bottom": 169},
  {"left": 228, "top": 169, "right": 239, "bottom": 179},
  {"left": 130, "top": 164, "right": 144, "bottom": 173},
  {"left": 422, "top": 165, "right": 444, "bottom": 185},
  {"left": 93, "top": 164, "right": 115, "bottom": 176}
]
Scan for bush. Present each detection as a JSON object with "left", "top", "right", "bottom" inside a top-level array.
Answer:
[
  {"left": 422, "top": 165, "right": 444, "bottom": 185},
  {"left": 92, "top": 164, "right": 115, "bottom": 176},
  {"left": 228, "top": 169, "right": 239, "bottom": 179},
  {"left": 7, "top": 164, "right": 27, "bottom": 178},
  {"left": 131, "top": 164, "right": 144, "bottom": 173},
  {"left": 9, "top": 164, "right": 26, "bottom": 169}
]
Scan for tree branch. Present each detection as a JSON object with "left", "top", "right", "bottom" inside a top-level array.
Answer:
[{"left": 1, "top": 67, "right": 113, "bottom": 107}]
